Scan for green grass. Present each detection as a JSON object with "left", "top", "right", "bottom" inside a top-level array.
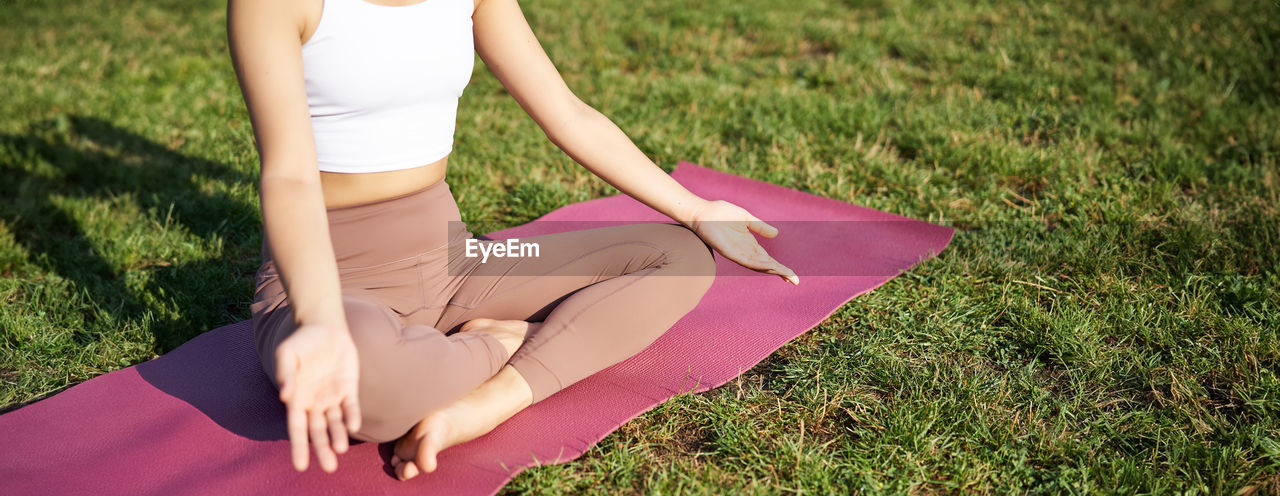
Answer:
[{"left": 2, "top": 0, "right": 1278, "bottom": 493}]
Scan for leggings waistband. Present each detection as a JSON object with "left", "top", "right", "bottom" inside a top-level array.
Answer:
[{"left": 260, "top": 179, "right": 472, "bottom": 269}]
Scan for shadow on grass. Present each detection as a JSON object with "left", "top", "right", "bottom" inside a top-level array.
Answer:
[{"left": 0, "top": 115, "right": 261, "bottom": 413}]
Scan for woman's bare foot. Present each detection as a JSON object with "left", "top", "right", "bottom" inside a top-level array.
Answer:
[
  {"left": 457, "top": 318, "right": 538, "bottom": 360},
  {"left": 389, "top": 318, "right": 537, "bottom": 479},
  {"left": 390, "top": 365, "right": 534, "bottom": 480},
  {"left": 390, "top": 408, "right": 453, "bottom": 479}
]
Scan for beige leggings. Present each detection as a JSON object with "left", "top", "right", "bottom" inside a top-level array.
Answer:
[{"left": 251, "top": 180, "right": 716, "bottom": 442}]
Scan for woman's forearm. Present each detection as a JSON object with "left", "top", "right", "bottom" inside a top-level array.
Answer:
[
  {"left": 260, "top": 172, "right": 347, "bottom": 331},
  {"left": 544, "top": 103, "right": 709, "bottom": 226}
]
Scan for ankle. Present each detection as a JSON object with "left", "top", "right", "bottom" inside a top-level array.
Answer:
[
  {"left": 451, "top": 366, "right": 533, "bottom": 425},
  {"left": 493, "top": 365, "right": 534, "bottom": 409}
]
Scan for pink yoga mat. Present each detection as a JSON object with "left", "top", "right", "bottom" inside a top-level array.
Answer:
[{"left": 0, "top": 162, "right": 953, "bottom": 495}]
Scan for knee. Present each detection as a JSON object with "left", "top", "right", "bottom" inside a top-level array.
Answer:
[
  {"left": 650, "top": 223, "right": 716, "bottom": 291},
  {"left": 340, "top": 298, "right": 415, "bottom": 442}
]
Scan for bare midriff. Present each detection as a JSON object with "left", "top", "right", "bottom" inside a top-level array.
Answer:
[{"left": 319, "top": 156, "right": 449, "bottom": 208}]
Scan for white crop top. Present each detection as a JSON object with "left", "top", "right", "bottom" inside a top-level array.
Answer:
[{"left": 302, "top": 0, "right": 475, "bottom": 173}]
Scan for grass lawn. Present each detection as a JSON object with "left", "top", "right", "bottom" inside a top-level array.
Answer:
[{"left": 2, "top": 0, "right": 1278, "bottom": 493}]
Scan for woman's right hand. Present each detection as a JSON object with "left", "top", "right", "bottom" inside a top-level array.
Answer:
[
  {"left": 275, "top": 323, "right": 362, "bottom": 473},
  {"left": 227, "top": 0, "right": 361, "bottom": 473}
]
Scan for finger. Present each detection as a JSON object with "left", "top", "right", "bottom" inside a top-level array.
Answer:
[
  {"left": 327, "top": 406, "right": 349, "bottom": 455},
  {"left": 746, "top": 216, "right": 778, "bottom": 238},
  {"left": 279, "top": 381, "right": 293, "bottom": 403},
  {"left": 742, "top": 251, "right": 781, "bottom": 272},
  {"left": 749, "top": 252, "right": 799, "bottom": 286},
  {"left": 745, "top": 241, "right": 798, "bottom": 284},
  {"left": 773, "top": 263, "right": 800, "bottom": 285},
  {"left": 759, "top": 256, "right": 799, "bottom": 285},
  {"left": 275, "top": 348, "right": 298, "bottom": 402},
  {"left": 309, "top": 409, "right": 338, "bottom": 473},
  {"left": 286, "top": 402, "right": 309, "bottom": 472},
  {"left": 341, "top": 395, "right": 362, "bottom": 435}
]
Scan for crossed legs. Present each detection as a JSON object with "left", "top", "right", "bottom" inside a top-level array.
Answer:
[
  {"left": 253, "top": 222, "right": 716, "bottom": 475},
  {"left": 386, "top": 223, "right": 716, "bottom": 477}
]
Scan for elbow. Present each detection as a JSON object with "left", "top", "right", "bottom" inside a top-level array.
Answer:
[
  {"left": 258, "top": 168, "right": 323, "bottom": 207},
  {"left": 541, "top": 97, "right": 597, "bottom": 147},
  {"left": 258, "top": 157, "right": 321, "bottom": 189}
]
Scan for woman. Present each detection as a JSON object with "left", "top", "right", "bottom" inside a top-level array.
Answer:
[{"left": 226, "top": 0, "right": 798, "bottom": 481}]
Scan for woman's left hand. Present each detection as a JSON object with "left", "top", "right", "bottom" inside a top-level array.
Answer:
[{"left": 683, "top": 200, "right": 799, "bottom": 285}]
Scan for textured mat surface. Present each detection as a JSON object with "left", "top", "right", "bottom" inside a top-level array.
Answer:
[{"left": 0, "top": 162, "right": 953, "bottom": 495}]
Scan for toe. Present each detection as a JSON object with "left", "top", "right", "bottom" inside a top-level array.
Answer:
[
  {"left": 425, "top": 443, "right": 442, "bottom": 473},
  {"left": 394, "top": 427, "right": 422, "bottom": 460},
  {"left": 422, "top": 437, "right": 442, "bottom": 472},
  {"left": 416, "top": 423, "right": 446, "bottom": 473},
  {"left": 397, "top": 460, "right": 420, "bottom": 481}
]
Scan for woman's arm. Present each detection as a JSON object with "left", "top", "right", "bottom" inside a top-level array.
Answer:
[
  {"left": 472, "top": 0, "right": 798, "bottom": 284},
  {"left": 227, "top": 0, "right": 361, "bottom": 472},
  {"left": 471, "top": 0, "right": 705, "bottom": 224}
]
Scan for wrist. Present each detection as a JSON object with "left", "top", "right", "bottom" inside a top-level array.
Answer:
[
  {"left": 675, "top": 197, "right": 713, "bottom": 230},
  {"left": 293, "top": 309, "right": 349, "bottom": 335}
]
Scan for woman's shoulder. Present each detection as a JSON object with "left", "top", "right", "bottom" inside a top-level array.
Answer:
[{"left": 227, "top": 0, "right": 320, "bottom": 46}]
